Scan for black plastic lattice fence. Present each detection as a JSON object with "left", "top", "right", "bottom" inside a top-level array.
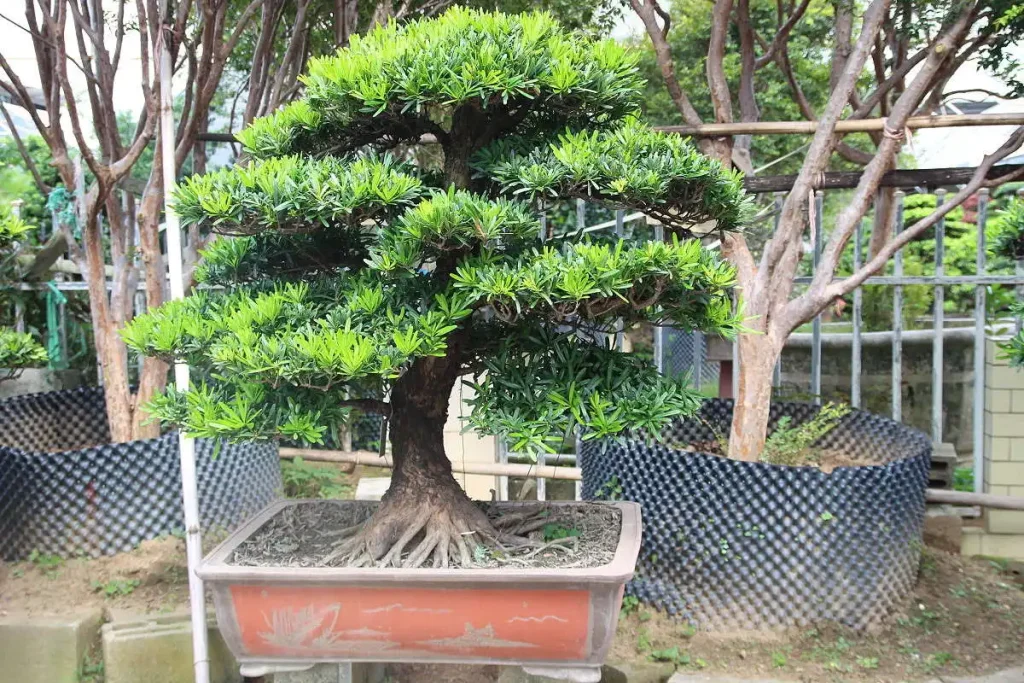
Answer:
[
  {"left": 0, "top": 387, "right": 281, "bottom": 561},
  {"left": 580, "top": 400, "right": 931, "bottom": 631}
]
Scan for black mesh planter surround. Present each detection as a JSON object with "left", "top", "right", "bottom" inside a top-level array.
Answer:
[
  {"left": 580, "top": 400, "right": 931, "bottom": 631},
  {"left": 0, "top": 387, "right": 281, "bottom": 561}
]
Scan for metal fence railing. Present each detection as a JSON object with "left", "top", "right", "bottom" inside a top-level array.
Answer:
[{"left": 497, "top": 189, "right": 1024, "bottom": 502}]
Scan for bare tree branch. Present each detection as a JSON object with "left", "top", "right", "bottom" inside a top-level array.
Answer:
[
  {"left": 0, "top": 102, "right": 49, "bottom": 194},
  {"left": 630, "top": 0, "right": 703, "bottom": 127},
  {"left": 828, "top": 126, "right": 1024, "bottom": 299}
]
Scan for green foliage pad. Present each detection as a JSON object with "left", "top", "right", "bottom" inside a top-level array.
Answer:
[{"left": 124, "top": 8, "right": 750, "bottom": 454}]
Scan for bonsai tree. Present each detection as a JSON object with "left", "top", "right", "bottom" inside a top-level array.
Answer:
[
  {"left": 124, "top": 8, "right": 748, "bottom": 568},
  {"left": 0, "top": 206, "right": 47, "bottom": 381}
]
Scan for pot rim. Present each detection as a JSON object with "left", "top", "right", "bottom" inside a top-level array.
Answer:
[{"left": 198, "top": 499, "right": 641, "bottom": 584}]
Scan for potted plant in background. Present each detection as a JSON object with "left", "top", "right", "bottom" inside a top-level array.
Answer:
[
  {"left": 0, "top": 205, "right": 47, "bottom": 381},
  {"left": 124, "top": 8, "right": 748, "bottom": 679}
]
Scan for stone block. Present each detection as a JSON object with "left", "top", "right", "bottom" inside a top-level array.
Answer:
[
  {"left": 987, "top": 436, "right": 1011, "bottom": 461},
  {"left": 667, "top": 674, "right": 788, "bottom": 682},
  {"left": 990, "top": 413, "right": 1024, "bottom": 437},
  {"left": 497, "top": 663, "right": 676, "bottom": 683},
  {"left": 986, "top": 364, "right": 1024, "bottom": 390},
  {"left": 987, "top": 509, "right": 1024, "bottom": 535},
  {"left": 988, "top": 389, "right": 1012, "bottom": 413},
  {"left": 274, "top": 663, "right": 388, "bottom": 683},
  {"left": 961, "top": 527, "right": 983, "bottom": 556},
  {"left": 0, "top": 610, "right": 103, "bottom": 683},
  {"left": 102, "top": 613, "right": 239, "bottom": 683},
  {"left": 1013, "top": 390, "right": 1024, "bottom": 413},
  {"left": 1012, "top": 439, "right": 1024, "bottom": 462},
  {"left": 978, "top": 532, "right": 1024, "bottom": 560},
  {"left": 989, "top": 461, "right": 1024, "bottom": 486},
  {"left": 355, "top": 477, "right": 391, "bottom": 501}
]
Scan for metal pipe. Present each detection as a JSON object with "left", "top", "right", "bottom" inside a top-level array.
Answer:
[
  {"left": 657, "top": 113, "right": 1024, "bottom": 137},
  {"left": 852, "top": 218, "right": 864, "bottom": 408},
  {"left": 812, "top": 192, "right": 823, "bottom": 404},
  {"left": 973, "top": 189, "right": 989, "bottom": 495},
  {"left": 932, "top": 190, "right": 946, "bottom": 443},
  {"left": 892, "top": 193, "right": 905, "bottom": 422},
  {"left": 653, "top": 223, "right": 666, "bottom": 374},
  {"left": 160, "top": 27, "right": 210, "bottom": 683}
]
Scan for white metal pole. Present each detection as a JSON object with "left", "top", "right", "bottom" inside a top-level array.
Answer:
[{"left": 160, "top": 27, "right": 211, "bottom": 683}]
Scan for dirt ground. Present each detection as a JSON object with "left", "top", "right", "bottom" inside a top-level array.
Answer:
[
  {"left": 609, "top": 550, "right": 1024, "bottom": 683},
  {"left": 0, "top": 536, "right": 192, "bottom": 617},
  {"left": 4, "top": 539, "right": 1021, "bottom": 683}
]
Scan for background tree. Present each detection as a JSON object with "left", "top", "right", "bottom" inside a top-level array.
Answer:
[
  {"left": 631, "top": 0, "right": 1024, "bottom": 458},
  {"left": 0, "top": 0, "right": 274, "bottom": 441},
  {"left": 125, "top": 9, "right": 746, "bottom": 567}
]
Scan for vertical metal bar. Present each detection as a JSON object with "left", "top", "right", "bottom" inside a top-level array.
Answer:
[
  {"left": 811, "top": 192, "right": 824, "bottom": 404},
  {"left": 497, "top": 439, "right": 509, "bottom": 502},
  {"left": 892, "top": 192, "right": 905, "bottom": 421},
  {"left": 1017, "top": 257, "right": 1024, "bottom": 336},
  {"left": 574, "top": 432, "right": 583, "bottom": 501},
  {"left": 932, "top": 189, "right": 946, "bottom": 444},
  {"left": 614, "top": 210, "right": 625, "bottom": 350},
  {"left": 535, "top": 452, "right": 546, "bottom": 502},
  {"left": 772, "top": 193, "right": 784, "bottom": 387},
  {"left": 973, "top": 189, "right": 989, "bottom": 494},
  {"left": 576, "top": 198, "right": 586, "bottom": 232},
  {"left": 654, "top": 223, "right": 665, "bottom": 374},
  {"left": 852, "top": 218, "right": 864, "bottom": 408},
  {"left": 693, "top": 332, "right": 704, "bottom": 391}
]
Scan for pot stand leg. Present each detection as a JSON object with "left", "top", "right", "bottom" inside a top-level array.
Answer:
[{"left": 521, "top": 665, "right": 602, "bottom": 682}]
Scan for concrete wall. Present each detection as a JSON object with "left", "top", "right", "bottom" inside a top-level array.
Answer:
[
  {"left": 444, "top": 382, "right": 498, "bottom": 501},
  {"left": 964, "top": 337, "right": 1024, "bottom": 560}
]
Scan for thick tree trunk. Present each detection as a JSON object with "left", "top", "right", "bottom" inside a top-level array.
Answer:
[
  {"left": 326, "top": 347, "right": 499, "bottom": 568},
  {"left": 727, "top": 332, "right": 781, "bottom": 461}
]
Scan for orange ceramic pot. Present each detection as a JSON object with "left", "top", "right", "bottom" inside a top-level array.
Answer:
[{"left": 199, "top": 500, "right": 642, "bottom": 682}]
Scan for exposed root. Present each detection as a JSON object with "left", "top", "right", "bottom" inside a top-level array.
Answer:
[{"left": 317, "top": 493, "right": 571, "bottom": 569}]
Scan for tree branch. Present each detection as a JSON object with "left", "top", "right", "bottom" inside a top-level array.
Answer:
[
  {"left": 754, "top": 0, "right": 811, "bottom": 68},
  {"left": 629, "top": 0, "right": 703, "bottom": 127},
  {"left": 827, "top": 126, "right": 1024, "bottom": 299},
  {"left": 0, "top": 102, "right": 49, "bottom": 194}
]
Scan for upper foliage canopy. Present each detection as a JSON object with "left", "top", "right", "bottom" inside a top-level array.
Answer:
[{"left": 125, "top": 8, "right": 749, "bottom": 452}]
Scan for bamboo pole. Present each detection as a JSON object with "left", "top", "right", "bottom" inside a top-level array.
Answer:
[
  {"left": 280, "top": 448, "right": 1024, "bottom": 511},
  {"left": 656, "top": 113, "right": 1024, "bottom": 137}
]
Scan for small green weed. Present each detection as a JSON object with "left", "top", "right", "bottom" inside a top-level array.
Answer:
[
  {"left": 637, "top": 611, "right": 653, "bottom": 623},
  {"left": 91, "top": 578, "right": 141, "bottom": 599},
  {"left": 28, "top": 549, "right": 63, "bottom": 578},
  {"left": 542, "top": 523, "right": 581, "bottom": 543},
  {"left": 771, "top": 651, "right": 787, "bottom": 668},
  {"left": 596, "top": 476, "right": 623, "bottom": 501},
  {"left": 77, "top": 652, "right": 104, "bottom": 683},
  {"left": 678, "top": 624, "right": 697, "bottom": 638},
  {"left": 818, "top": 511, "right": 835, "bottom": 523},
  {"left": 11, "top": 567, "right": 24, "bottom": 578},
  {"left": 925, "top": 652, "right": 956, "bottom": 672},
  {"left": 953, "top": 467, "right": 974, "bottom": 492},
  {"left": 856, "top": 656, "right": 880, "bottom": 670},
  {"left": 898, "top": 603, "right": 941, "bottom": 632},
  {"left": 620, "top": 595, "right": 640, "bottom": 616},
  {"left": 649, "top": 646, "right": 705, "bottom": 669},
  {"left": 760, "top": 403, "right": 851, "bottom": 466},
  {"left": 636, "top": 630, "right": 652, "bottom": 653}
]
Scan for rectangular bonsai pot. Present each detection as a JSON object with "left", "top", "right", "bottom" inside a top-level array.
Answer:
[{"left": 198, "top": 499, "right": 641, "bottom": 674}]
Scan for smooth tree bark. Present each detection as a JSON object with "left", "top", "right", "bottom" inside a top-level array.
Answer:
[
  {"left": 633, "top": 0, "right": 1024, "bottom": 459},
  {"left": 0, "top": 0, "right": 265, "bottom": 441}
]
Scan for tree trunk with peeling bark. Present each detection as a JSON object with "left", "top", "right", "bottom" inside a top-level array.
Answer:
[{"left": 631, "top": 0, "right": 1024, "bottom": 461}]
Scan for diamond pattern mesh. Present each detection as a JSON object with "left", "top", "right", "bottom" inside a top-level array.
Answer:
[
  {"left": 0, "top": 388, "right": 281, "bottom": 561},
  {"left": 579, "top": 400, "right": 931, "bottom": 630}
]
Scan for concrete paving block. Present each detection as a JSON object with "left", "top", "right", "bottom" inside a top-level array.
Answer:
[
  {"left": 667, "top": 674, "right": 790, "bottom": 683},
  {"left": 945, "top": 667, "right": 1024, "bottom": 683},
  {"left": 102, "top": 612, "right": 239, "bottom": 683},
  {"left": 355, "top": 477, "right": 391, "bottom": 501},
  {"left": 498, "top": 663, "right": 675, "bottom": 683},
  {"left": 274, "top": 663, "right": 387, "bottom": 683},
  {"left": 0, "top": 609, "right": 103, "bottom": 683}
]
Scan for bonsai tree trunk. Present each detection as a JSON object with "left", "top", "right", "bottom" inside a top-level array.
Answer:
[{"left": 331, "top": 351, "right": 501, "bottom": 569}]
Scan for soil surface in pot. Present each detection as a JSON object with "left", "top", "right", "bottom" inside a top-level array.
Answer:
[{"left": 228, "top": 501, "right": 622, "bottom": 569}]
